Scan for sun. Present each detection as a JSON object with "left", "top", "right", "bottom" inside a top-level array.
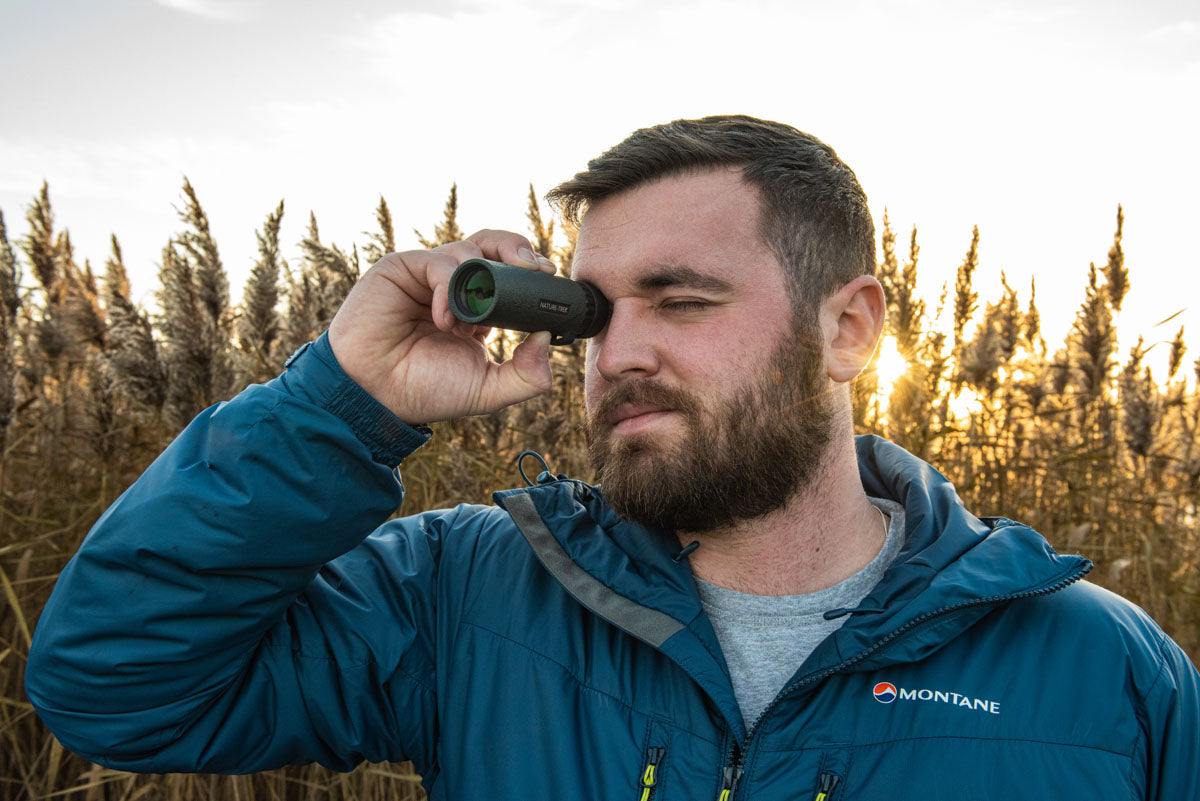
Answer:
[{"left": 873, "top": 335, "right": 908, "bottom": 400}]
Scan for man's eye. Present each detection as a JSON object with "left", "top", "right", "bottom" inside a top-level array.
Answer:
[{"left": 661, "top": 299, "right": 708, "bottom": 312}]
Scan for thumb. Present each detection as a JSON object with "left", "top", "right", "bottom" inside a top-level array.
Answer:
[{"left": 482, "top": 331, "right": 553, "bottom": 410}]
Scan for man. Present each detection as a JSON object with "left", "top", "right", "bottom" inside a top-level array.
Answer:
[{"left": 26, "top": 117, "right": 1198, "bottom": 799}]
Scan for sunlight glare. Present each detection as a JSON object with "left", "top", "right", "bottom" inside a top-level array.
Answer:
[
  {"left": 947, "top": 387, "right": 981, "bottom": 420},
  {"left": 873, "top": 335, "right": 907, "bottom": 402}
]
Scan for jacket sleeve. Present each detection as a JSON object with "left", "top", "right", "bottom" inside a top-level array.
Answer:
[
  {"left": 1140, "top": 627, "right": 1200, "bottom": 801},
  {"left": 25, "top": 333, "right": 447, "bottom": 775}
]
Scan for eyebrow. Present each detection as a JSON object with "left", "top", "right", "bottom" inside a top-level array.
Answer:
[{"left": 635, "top": 264, "right": 734, "bottom": 293}]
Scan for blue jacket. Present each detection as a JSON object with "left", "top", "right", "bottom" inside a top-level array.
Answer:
[{"left": 27, "top": 334, "right": 1200, "bottom": 800}]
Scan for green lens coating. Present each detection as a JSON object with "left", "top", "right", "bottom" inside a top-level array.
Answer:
[{"left": 464, "top": 270, "right": 495, "bottom": 316}]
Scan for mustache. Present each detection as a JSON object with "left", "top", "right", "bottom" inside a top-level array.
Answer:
[{"left": 587, "top": 380, "right": 701, "bottom": 432}]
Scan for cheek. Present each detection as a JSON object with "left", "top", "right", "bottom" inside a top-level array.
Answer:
[{"left": 583, "top": 346, "right": 603, "bottom": 413}]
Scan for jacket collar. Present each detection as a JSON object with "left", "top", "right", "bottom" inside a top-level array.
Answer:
[{"left": 493, "top": 479, "right": 745, "bottom": 732}]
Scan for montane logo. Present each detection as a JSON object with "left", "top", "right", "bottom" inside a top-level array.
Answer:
[
  {"left": 872, "top": 682, "right": 898, "bottom": 703},
  {"left": 871, "top": 681, "right": 1000, "bottom": 714}
]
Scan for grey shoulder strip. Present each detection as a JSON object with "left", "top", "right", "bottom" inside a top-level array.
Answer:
[{"left": 505, "top": 492, "right": 685, "bottom": 649}]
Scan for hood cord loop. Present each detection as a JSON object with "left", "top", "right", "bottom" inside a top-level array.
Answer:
[{"left": 516, "top": 451, "right": 554, "bottom": 487}]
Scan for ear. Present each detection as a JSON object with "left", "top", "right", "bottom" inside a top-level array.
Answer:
[{"left": 821, "top": 275, "right": 886, "bottom": 383}]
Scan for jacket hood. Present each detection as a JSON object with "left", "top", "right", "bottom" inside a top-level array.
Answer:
[{"left": 821, "top": 436, "right": 1091, "bottom": 674}]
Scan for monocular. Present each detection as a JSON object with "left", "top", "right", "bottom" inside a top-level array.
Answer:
[{"left": 448, "top": 258, "right": 611, "bottom": 345}]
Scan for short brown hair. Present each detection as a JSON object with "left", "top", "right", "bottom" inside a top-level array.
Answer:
[{"left": 547, "top": 115, "right": 875, "bottom": 314}]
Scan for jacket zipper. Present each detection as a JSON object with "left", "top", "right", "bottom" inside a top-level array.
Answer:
[
  {"left": 713, "top": 565, "right": 1091, "bottom": 800},
  {"left": 716, "top": 763, "right": 743, "bottom": 800},
  {"left": 637, "top": 747, "right": 666, "bottom": 801},
  {"left": 813, "top": 771, "right": 840, "bottom": 801}
]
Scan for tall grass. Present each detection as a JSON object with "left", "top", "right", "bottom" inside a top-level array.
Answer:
[{"left": 0, "top": 183, "right": 1196, "bottom": 799}]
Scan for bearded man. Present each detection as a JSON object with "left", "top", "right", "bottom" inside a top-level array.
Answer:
[{"left": 27, "top": 116, "right": 1199, "bottom": 800}]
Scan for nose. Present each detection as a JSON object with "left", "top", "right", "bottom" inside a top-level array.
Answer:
[{"left": 590, "top": 299, "right": 660, "bottom": 384}]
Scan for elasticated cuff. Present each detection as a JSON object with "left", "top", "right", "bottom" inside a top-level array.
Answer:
[{"left": 275, "top": 332, "right": 432, "bottom": 466}]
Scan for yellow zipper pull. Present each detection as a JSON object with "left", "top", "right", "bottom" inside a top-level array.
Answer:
[
  {"left": 638, "top": 747, "right": 666, "bottom": 801},
  {"left": 716, "top": 764, "right": 744, "bottom": 800},
  {"left": 813, "top": 771, "right": 841, "bottom": 801}
]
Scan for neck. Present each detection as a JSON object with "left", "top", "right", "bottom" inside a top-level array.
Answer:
[{"left": 679, "top": 432, "right": 884, "bottom": 596}]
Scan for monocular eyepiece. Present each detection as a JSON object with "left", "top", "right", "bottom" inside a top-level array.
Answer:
[{"left": 449, "top": 258, "right": 611, "bottom": 345}]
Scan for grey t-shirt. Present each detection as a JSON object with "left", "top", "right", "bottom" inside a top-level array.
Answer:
[{"left": 694, "top": 497, "right": 905, "bottom": 731}]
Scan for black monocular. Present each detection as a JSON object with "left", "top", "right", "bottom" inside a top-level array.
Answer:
[{"left": 448, "top": 258, "right": 611, "bottom": 345}]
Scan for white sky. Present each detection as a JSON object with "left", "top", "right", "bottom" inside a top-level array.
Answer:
[{"left": 2, "top": 0, "right": 1198, "bottom": 379}]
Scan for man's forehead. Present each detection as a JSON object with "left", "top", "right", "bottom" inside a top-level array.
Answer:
[
  {"left": 571, "top": 170, "right": 771, "bottom": 286},
  {"left": 578, "top": 167, "right": 755, "bottom": 225}
]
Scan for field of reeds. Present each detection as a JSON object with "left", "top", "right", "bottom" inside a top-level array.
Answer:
[{"left": 0, "top": 180, "right": 1197, "bottom": 800}]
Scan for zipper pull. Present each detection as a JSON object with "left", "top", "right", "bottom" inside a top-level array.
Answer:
[
  {"left": 716, "top": 764, "right": 744, "bottom": 801},
  {"left": 637, "top": 747, "right": 666, "bottom": 801},
  {"left": 813, "top": 771, "right": 841, "bottom": 801}
]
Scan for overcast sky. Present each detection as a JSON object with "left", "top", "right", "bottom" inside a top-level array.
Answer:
[{"left": 2, "top": 0, "right": 1198, "bottom": 377}]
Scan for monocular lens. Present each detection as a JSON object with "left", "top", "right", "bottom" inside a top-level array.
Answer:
[{"left": 463, "top": 270, "right": 495, "bottom": 316}]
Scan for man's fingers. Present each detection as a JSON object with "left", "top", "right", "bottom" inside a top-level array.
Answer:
[
  {"left": 466, "top": 229, "right": 534, "bottom": 263},
  {"left": 426, "top": 241, "right": 483, "bottom": 288},
  {"left": 430, "top": 282, "right": 456, "bottom": 331},
  {"left": 467, "top": 229, "right": 557, "bottom": 274}
]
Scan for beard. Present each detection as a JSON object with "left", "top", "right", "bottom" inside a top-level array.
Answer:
[{"left": 585, "top": 327, "right": 835, "bottom": 533}]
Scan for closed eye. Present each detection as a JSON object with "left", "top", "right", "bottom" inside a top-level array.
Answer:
[{"left": 660, "top": 299, "right": 710, "bottom": 313}]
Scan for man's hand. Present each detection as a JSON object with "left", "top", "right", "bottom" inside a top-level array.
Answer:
[{"left": 327, "top": 230, "right": 557, "bottom": 424}]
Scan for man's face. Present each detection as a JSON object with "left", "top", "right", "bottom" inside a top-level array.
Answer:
[{"left": 572, "top": 168, "right": 835, "bottom": 532}]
